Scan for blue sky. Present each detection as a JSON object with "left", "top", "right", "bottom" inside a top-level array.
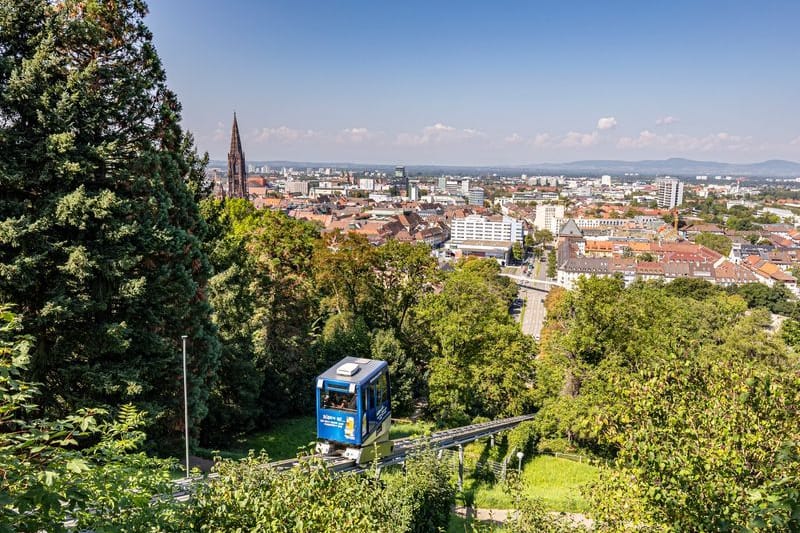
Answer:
[{"left": 146, "top": 0, "right": 800, "bottom": 165}]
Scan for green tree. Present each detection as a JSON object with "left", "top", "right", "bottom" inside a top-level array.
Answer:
[
  {"left": 533, "top": 229, "right": 554, "bottom": 245},
  {"left": 590, "top": 311, "right": 800, "bottom": 530},
  {"left": 694, "top": 231, "right": 733, "bottom": 255},
  {"left": 201, "top": 198, "right": 322, "bottom": 441},
  {"left": 0, "top": 0, "right": 219, "bottom": 448},
  {"left": 512, "top": 241, "right": 523, "bottom": 262},
  {"left": 0, "top": 307, "right": 180, "bottom": 532},
  {"left": 415, "top": 259, "right": 536, "bottom": 426},
  {"left": 371, "top": 328, "right": 417, "bottom": 415},
  {"left": 547, "top": 249, "right": 557, "bottom": 278}
]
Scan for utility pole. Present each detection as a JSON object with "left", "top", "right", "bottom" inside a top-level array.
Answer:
[{"left": 182, "top": 335, "right": 190, "bottom": 477}]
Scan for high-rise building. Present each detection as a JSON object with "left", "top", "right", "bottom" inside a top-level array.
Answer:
[
  {"left": 438, "top": 176, "right": 447, "bottom": 192},
  {"left": 461, "top": 179, "right": 470, "bottom": 195},
  {"left": 533, "top": 203, "right": 565, "bottom": 234},
  {"left": 468, "top": 187, "right": 484, "bottom": 206},
  {"left": 409, "top": 183, "right": 420, "bottom": 201},
  {"left": 394, "top": 166, "right": 408, "bottom": 192},
  {"left": 227, "top": 113, "right": 248, "bottom": 199},
  {"left": 656, "top": 178, "right": 684, "bottom": 209}
]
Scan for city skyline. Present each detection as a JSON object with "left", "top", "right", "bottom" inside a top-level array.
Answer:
[{"left": 146, "top": 0, "right": 800, "bottom": 166}]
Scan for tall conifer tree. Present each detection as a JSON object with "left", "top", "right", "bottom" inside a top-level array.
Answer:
[{"left": 0, "top": 0, "right": 219, "bottom": 446}]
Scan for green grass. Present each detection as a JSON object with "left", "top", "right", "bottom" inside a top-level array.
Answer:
[
  {"left": 232, "top": 416, "right": 317, "bottom": 461},
  {"left": 388, "top": 418, "right": 435, "bottom": 439},
  {"left": 467, "top": 455, "right": 598, "bottom": 513}
]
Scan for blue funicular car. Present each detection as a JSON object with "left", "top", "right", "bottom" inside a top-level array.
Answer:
[{"left": 315, "top": 357, "right": 393, "bottom": 463}]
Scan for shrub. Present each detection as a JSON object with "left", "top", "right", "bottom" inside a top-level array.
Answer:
[
  {"left": 384, "top": 449, "right": 456, "bottom": 533},
  {"left": 505, "top": 421, "right": 539, "bottom": 463}
]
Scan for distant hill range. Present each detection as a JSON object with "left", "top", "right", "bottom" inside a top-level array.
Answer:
[
  {"left": 530, "top": 158, "right": 800, "bottom": 178},
  {"left": 209, "top": 157, "right": 800, "bottom": 178}
]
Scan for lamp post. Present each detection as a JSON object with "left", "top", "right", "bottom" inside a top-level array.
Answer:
[
  {"left": 181, "top": 335, "right": 190, "bottom": 477},
  {"left": 516, "top": 450, "right": 524, "bottom": 472}
]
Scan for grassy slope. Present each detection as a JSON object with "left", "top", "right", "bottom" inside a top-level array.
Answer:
[{"left": 468, "top": 455, "right": 598, "bottom": 513}]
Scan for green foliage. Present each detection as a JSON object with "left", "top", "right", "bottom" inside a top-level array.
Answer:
[
  {"left": 534, "top": 277, "right": 800, "bottom": 529},
  {"left": 372, "top": 328, "right": 417, "bottom": 415},
  {"left": 188, "top": 453, "right": 390, "bottom": 532},
  {"left": 588, "top": 319, "right": 800, "bottom": 530},
  {"left": 547, "top": 250, "right": 557, "bottom": 278},
  {"left": 533, "top": 229, "right": 554, "bottom": 245},
  {"left": 511, "top": 241, "right": 523, "bottom": 262},
  {"left": 416, "top": 259, "right": 536, "bottom": 426},
  {"left": 185, "top": 449, "right": 454, "bottom": 533},
  {"left": 0, "top": 0, "right": 220, "bottom": 449},
  {"left": 201, "top": 198, "right": 321, "bottom": 443},
  {"left": 0, "top": 307, "right": 179, "bottom": 532},
  {"left": 505, "top": 421, "right": 538, "bottom": 463},
  {"left": 728, "top": 282, "right": 797, "bottom": 316},
  {"left": 384, "top": 450, "right": 457, "bottom": 533},
  {"left": 693, "top": 231, "right": 733, "bottom": 255}
]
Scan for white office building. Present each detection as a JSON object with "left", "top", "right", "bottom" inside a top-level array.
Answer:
[
  {"left": 656, "top": 178, "right": 684, "bottom": 209},
  {"left": 468, "top": 187, "right": 485, "bottom": 206},
  {"left": 358, "top": 178, "right": 376, "bottom": 191},
  {"left": 450, "top": 214, "right": 524, "bottom": 244},
  {"left": 533, "top": 203, "right": 565, "bottom": 234}
]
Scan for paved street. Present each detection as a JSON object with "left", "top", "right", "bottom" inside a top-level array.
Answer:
[{"left": 518, "top": 260, "right": 548, "bottom": 339}]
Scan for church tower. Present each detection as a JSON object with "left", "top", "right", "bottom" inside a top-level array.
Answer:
[{"left": 227, "top": 112, "right": 248, "bottom": 199}]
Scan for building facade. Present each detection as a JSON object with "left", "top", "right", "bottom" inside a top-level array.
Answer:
[
  {"left": 468, "top": 187, "right": 485, "bottom": 206},
  {"left": 533, "top": 203, "right": 565, "bottom": 233},
  {"left": 450, "top": 214, "right": 524, "bottom": 244},
  {"left": 656, "top": 178, "right": 684, "bottom": 209}
]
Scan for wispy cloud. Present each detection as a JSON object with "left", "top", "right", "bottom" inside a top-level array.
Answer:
[
  {"left": 617, "top": 130, "right": 755, "bottom": 152},
  {"left": 336, "top": 127, "right": 381, "bottom": 143},
  {"left": 561, "top": 131, "right": 599, "bottom": 147},
  {"left": 251, "top": 126, "right": 320, "bottom": 143},
  {"left": 655, "top": 116, "right": 679, "bottom": 126},
  {"left": 396, "top": 123, "right": 486, "bottom": 146},
  {"left": 790, "top": 136, "right": 800, "bottom": 146},
  {"left": 596, "top": 116, "right": 617, "bottom": 130},
  {"left": 504, "top": 132, "right": 524, "bottom": 144}
]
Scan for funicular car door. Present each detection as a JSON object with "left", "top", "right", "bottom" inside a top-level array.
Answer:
[{"left": 362, "top": 378, "right": 378, "bottom": 437}]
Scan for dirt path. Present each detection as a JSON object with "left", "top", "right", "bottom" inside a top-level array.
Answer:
[{"left": 453, "top": 506, "right": 594, "bottom": 528}]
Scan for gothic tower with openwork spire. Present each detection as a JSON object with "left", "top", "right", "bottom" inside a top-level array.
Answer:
[{"left": 227, "top": 112, "right": 248, "bottom": 199}]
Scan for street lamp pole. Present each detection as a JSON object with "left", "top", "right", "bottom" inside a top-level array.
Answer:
[
  {"left": 181, "top": 335, "right": 190, "bottom": 477},
  {"left": 516, "top": 451, "right": 524, "bottom": 473}
]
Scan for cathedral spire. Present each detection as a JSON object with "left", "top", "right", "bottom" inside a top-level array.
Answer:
[{"left": 227, "top": 112, "right": 248, "bottom": 199}]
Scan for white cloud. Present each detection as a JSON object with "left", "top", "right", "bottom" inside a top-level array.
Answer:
[
  {"left": 504, "top": 133, "right": 524, "bottom": 144},
  {"left": 560, "top": 130, "right": 599, "bottom": 147},
  {"left": 252, "top": 126, "right": 319, "bottom": 143},
  {"left": 396, "top": 123, "right": 485, "bottom": 146},
  {"left": 655, "top": 116, "right": 679, "bottom": 126},
  {"left": 596, "top": 116, "right": 617, "bottom": 130},
  {"left": 617, "top": 130, "right": 755, "bottom": 152},
  {"left": 531, "top": 133, "right": 554, "bottom": 147},
  {"left": 336, "top": 127, "right": 379, "bottom": 143}
]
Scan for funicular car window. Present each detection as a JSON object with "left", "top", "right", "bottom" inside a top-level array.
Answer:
[
  {"left": 377, "top": 373, "right": 388, "bottom": 405},
  {"left": 321, "top": 388, "right": 356, "bottom": 411}
]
